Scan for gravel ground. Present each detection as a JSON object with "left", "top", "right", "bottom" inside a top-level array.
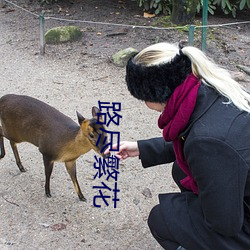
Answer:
[{"left": 0, "top": 1, "right": 249, "bottom": 249}]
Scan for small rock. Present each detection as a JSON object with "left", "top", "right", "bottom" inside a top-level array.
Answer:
[
  {"left": 0, "top": 0, "right": 6, "bottom": 8},
  {"left": 5, "top": 241, "right": 15, "bottom": 246},
  {"left": 133, "top": 197, "right": 140, "bottom": 205},
  {"left": 231, "top": 71, "right": 247, "bottom": 82},
  {"left": 0, "top": 238, "right": 15, "bottom": 246},
  {"left": 112, "top": 47, "right": 138, "bottom": 67},
  {"left": 39, "top": 223, "right": 50, "bottom": 228},
  {"left": 142, "top": 187, "right": 152, "bottom": 198},
  {"left": 45, "top": 26, "right": 82, "bottom": 44}
]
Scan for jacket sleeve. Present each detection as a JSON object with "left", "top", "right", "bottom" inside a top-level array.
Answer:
[
  {"left": 185, "top": 136, "right": 248, "bottom": 237},
  {"left": 137, "top": 137, "right": 176, "bottom": 168}
]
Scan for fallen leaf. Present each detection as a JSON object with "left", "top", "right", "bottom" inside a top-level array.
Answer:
[
  {"left": 143, "top": 12, "right": 155, "bottom": 18},
  {"left": 51, "top": 223, "right": 67, "bottom": 231}
]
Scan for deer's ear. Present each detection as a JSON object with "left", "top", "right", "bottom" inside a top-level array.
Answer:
[
  {"left": 76, "top": 111, "right": 85, "bottom": 125},
  {"left": 92, "top": 106, "right": 100, "bottom": 117}
]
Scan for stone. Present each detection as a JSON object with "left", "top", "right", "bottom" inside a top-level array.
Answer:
[
  {"left": 142, "top": 187, "right": 152, "bottom": 198},
  {"left": 44, "top": 26, "right": 82, "bottom": 44},
  {"left": 0, "top": 0, "right": 6, "bottom": 8},
  {"left": 231, "top": 71, "right": 247, "bottom": 82},
  {"left": 112, "top": 47, "right": 138, "bottom": 67}
]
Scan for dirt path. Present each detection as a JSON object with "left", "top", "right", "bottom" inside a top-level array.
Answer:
[
  {"left": 0, "top": 1, "right": 249, "bottom": 249},
  {"left": 0, "top": 2, "right": 175, "bottom": 250}
]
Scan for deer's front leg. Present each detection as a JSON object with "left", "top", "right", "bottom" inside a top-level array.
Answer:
[{"left": 65, "top": 160, "right": 86, "bottom": 201}]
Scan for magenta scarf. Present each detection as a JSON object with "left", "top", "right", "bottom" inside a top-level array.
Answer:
[{"left": 158, "top": 73, "right": 201, "bottom": 194}]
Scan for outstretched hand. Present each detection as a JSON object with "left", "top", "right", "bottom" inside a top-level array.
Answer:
[{"left": 104, "top": 141, "right": 139, "bottom": 160}]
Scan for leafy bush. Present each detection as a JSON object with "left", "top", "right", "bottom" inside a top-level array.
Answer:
[
  {"left": 135, "top": 0, "right": 172, "bottom": 15},
  {"left": 196, "top": 0, "right": 216, "bottom": 15},
  {"left": 135, "top": 0, "right": 250, "bottom": 17},
  {"left": 239, "top": 0, "right": 250, "bottom": 9},
  {"left": 212, "top": 0, "right": 250, "bottom": 17},
  {"left": 197, "top": 0, "right": 238, "bottom": 17}
]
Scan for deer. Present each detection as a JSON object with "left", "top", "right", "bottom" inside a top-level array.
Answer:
[{"left": 0, "top": 94, "right": 110, "bottom": 201}]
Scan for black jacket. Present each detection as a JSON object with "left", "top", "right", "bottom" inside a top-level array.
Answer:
[{"left": 138, "top": 84, "right": 250, "bottom": 249}]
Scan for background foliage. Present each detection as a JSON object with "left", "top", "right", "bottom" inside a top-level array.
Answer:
[
  {"left": 38, "top": 0, "right": 250, "bottom": 18},
  {"left": 135, "top": 0, "right": 250, "bottom": 17}
]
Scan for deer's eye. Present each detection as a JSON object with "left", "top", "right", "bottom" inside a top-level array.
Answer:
[{"left": 89, "top": 133, "right": 94, "bottom": 139}]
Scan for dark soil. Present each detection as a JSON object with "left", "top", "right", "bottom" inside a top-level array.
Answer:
[{"left": 3, "top": 0, "right": 250, "bottom": 72}]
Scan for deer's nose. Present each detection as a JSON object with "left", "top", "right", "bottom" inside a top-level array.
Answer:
[{"left": 103, "top": 152, "right": 111, "bottom": 158}]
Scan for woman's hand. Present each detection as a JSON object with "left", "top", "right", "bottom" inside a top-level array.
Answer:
[{"left": 104, "top": 141, "right": 139, "bottom": 160}]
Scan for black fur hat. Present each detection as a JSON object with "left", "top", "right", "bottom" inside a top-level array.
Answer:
[{"left": 125, "top": 52, "right": 192, "bottom": 103}]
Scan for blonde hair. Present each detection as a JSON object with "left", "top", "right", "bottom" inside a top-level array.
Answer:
[{"left": 134, "top": 42, "right": 250, "bottom": 113}]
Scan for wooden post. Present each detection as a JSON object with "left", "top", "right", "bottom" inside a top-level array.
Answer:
[
  {"left": 188, "top": 25, "right": 195, "bottom": 46},
  {"left": 39, "top": 11, "right": 45, "bottom": 55},
  {"left": 202, "top": 0, "right": 208, "bottom": 51}
]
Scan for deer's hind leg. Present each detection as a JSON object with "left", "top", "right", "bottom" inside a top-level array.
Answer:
[
  {"left": 65, "top": 161, "right": 86, "bottom": 202},
  {"left": 0, "top": 126, "right": 5, "bottom": 159},
  {"left": 10, "top": 141, "right": 26, "bottom": 172}
]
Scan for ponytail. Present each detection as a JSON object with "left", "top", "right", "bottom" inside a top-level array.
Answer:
[
  {"left": 133, "top": 42, "right": 250, "bottom": 112},
  {"left": 182, "top": 46, "right": 250, "bottom": 112}
]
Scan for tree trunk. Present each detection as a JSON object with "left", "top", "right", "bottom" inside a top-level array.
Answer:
[{"left": 171, "top": 0, "right": 198, "bottom": 25}]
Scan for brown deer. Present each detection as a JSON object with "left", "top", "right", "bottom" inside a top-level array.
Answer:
[{"left": 0, "top": 94, "right": 110, "bottom": 201}]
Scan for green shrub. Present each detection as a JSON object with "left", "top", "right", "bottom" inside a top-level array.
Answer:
[
  {"left": 213, "top": 0, "right": 250, "bottom": 17},
  {"left": 135, "top": 0, "right": 172, "bottom": 15},
  {"left": 135, "top": 0, "right": 250, "bottom": 18},
  {"left": 196, "top": 0, "right": 216, "bottom": 15}
]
